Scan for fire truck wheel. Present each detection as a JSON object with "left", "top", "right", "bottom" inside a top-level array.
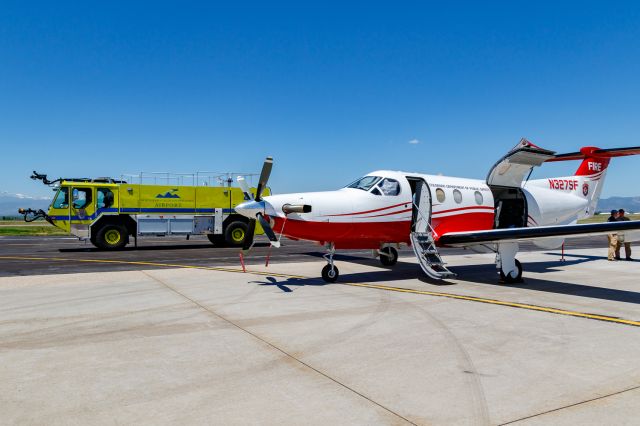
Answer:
[
  {"left": 207, "top": 234, "right": 226, "bottom": 246},
  {"left": 95, "top": 224, "right": 128, "bottom": 250},
  {"left": 224, "top": 221, "right": 249, "bottom": 247}
]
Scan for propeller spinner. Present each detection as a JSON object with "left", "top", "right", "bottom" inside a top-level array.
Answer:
[{"left": 236, "top": 157, "right": 280, "bottom": 250}]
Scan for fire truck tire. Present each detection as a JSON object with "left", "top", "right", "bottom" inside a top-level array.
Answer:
[
  {"left": 224, "top": 221, "right": 249, "bottom": 247},
  {"left": 207, "top": 234, "right": 226, "bottom": 246},
  {"left": 95, "top": 224, "right": 129, "bottom": 250}
]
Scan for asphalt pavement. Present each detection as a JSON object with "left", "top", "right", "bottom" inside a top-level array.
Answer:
[{"left": 0, "top": 234, "right": 609, "bottom": 277}]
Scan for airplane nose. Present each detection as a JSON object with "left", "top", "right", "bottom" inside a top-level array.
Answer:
[{"left": 235, "top": 200, "right": 265, "bottom": 218}]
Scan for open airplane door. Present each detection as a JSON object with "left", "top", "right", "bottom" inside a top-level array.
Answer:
[
  {"left": 412, "top": 179, "right": 431, "bottom": 233},
  {"left": 486, "top": 139, "right": 556, "bottom": 188},
  {"left": 487, "top": 139, "right": 556, "bottom": 230}
]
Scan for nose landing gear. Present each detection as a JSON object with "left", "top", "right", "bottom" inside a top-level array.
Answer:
[{"left": 321, "top": 243, "right": 339, "bottom": 283}]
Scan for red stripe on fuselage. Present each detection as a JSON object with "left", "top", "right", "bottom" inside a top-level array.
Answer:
[
  {"left": 271, "top": 210, "right": 495, "bottom": 249},
  {"left": 432, "top": 205, "right": 494, "bottom": 215},
  {"left": 323, "top": 201, "right": 409, "bottom": 217},
  {"left": 354, "top": 207, "right": 413, "bottom": 219}
]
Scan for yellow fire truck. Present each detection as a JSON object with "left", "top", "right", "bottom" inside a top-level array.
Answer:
[{"left": 19, "top": 171, "right": 268, "bottom": 250}]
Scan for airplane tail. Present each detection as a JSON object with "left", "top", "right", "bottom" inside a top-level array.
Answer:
[{"left": 546, "top": 146, "right": 640, "bottom": 218}]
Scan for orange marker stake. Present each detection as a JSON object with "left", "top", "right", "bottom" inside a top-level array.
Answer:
[
  {"left": 239, "top": 252, "right": 246, "bottom": 272},
  {"left": 265, "top": 247, "right": 271, "bottom": 267}
]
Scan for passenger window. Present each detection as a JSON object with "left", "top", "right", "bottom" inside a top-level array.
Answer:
[
  {"left": 97, "top": 188, "right": 115, "bottom": 208},
  {"left": 53, "top": 187, "right": 69, "bottom": 209},
  {"left": 474, "top": 191, "right": 483, "bottom": 205},
  {"left": 376, "top": 178, "right": 400, "bottom": 196},
  {"left": 72, "top": 188, "right": 92, "bottom": 209},
  {"left": 435, "top": 188, "right": 445, "bottom": 203},
  {"left": 453, "top": 189, "right": 463, "bottom": 204}
]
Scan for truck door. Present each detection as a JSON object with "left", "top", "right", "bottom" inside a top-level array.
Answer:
[
  {"left": 49, "top": 186, "right": 71, "bottom": 232},
  {"left": 70, "top": 186, "right": 95, "bottom": 238}
]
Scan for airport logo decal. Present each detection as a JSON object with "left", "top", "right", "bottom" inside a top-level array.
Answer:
[
  {"left": 156, "top": 188, "right": 181, "bottom": 199},
  {"left": 582, "top": 183, "right": 589, "bottom": 196}
]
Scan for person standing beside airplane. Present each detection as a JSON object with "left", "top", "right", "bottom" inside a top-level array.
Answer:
[
  {"left": 616, "top": 208, "right": 632, "bottom": 260},
  {"left": 607, "top": 209, "right": 619, "bottom": 261}
]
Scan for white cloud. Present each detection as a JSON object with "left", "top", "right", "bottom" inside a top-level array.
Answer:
[{"left": 408, "top": 139, "right": 420, "bottom": 145}]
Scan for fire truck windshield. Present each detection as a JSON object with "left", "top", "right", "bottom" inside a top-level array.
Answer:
[{"left": 52, "top": 187, "right": 69, "bottom": 209}]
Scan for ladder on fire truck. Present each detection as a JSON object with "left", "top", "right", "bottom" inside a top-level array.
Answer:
[{"left": 410, "top": 179, "right": 456, "bottom": 280}]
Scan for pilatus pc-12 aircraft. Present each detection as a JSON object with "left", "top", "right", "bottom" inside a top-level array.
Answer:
[{"left": 234, "top": 139, "right": 640, "bottom": 283}]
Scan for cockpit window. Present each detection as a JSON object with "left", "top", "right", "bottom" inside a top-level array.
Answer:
[
  {"left": 346, "top": 176, "right": 382, "bottom": 191},
  {"left": 377, "top": 178, "right": 400, "bottom": 196}
]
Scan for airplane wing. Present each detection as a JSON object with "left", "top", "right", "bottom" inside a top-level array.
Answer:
[{"left": 438, "top": 220, "right": 640, "bottom": 247}]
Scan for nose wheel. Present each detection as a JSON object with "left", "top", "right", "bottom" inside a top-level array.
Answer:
[
  {"left": 321, "top": 244, "right": 339, "bottom": 283},
  {"left": 321, "top": 264, "right": 339, "bottom": 282}
]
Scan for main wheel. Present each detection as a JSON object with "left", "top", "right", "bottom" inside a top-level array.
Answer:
[
  {"left": 224, "top": 221, "right": 249, "bottom": 247},
  {"left": 95, "top": 224, "right": 128, "bottom": 250},
  {"left": 500, "top": 259, "right": 523, "bottom": 283},
  {"left": 321, "top": 264, "right": 339, "bottom": 283},
  {"left": 379, "top": 246, "right": 398, "bottom": 266}
]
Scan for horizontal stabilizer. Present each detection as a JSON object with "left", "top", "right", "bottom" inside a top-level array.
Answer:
[{"left": 546, "top": 146, "right": 640, "bottom": 162}]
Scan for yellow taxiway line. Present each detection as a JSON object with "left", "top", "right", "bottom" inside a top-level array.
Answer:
[{"left": 1, "top": 255, "right": 639, "bottom": 328}]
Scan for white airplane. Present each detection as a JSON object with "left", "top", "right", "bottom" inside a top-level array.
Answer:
[{"left": 235, "top": 139, "right": 640, "bottom": 283}]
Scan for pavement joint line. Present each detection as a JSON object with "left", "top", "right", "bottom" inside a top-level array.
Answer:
[
  {"left": 1, "top": 255, "right": 639, "bottom": 328},
  {"left": 498, "top": 383, "right": 640, "bottom": 425},
  {"left": 140, "top": 270, "right": 417, "bottom": 426}
]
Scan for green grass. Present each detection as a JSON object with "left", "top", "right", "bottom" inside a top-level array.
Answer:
[
  {"left": 578, "top": 214, "right": 640, "bottom": 224},
  {"left": 0, "top": 222, "right": 68, "bottom": 235}
]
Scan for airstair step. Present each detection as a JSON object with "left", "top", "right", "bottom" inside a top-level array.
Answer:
[{"left": 410, "top": 231, "right": 457, "bottom": 281}]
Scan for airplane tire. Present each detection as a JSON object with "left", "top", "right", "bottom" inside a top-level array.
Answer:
[
  {"left": 500, "top": 259, "right": 523, "bottom": 283},
  {"left": 321, "top": 264, "right": 339, "bottom": 283},
  {"left": 379, "top": 247, "right": 398, "bottom": 266}
]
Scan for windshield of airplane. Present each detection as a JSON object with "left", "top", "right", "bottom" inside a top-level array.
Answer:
[{"left": 346, "top": 176, "right": 382, "bottom": 191}]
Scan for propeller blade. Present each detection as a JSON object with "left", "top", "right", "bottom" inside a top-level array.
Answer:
[
  {"left": 257, "top": 213, "right": 281, "bottom": 248},
  {"left": 236, "top": 176, "right": 253, "bottom": 200},
  {"left": 255, "top": 156, "right": 273, "bottom": 201},
  {"left": 242, "top": 219, "right": 256, "bottom": 251}
]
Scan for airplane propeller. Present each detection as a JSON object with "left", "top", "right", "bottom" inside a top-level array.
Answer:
[{"left": 237, "top": 157, "right": 280, "bottom": 250}]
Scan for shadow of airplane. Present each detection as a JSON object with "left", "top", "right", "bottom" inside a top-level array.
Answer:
[{"left": 249, "top": 254, "right": 640, "bottom": 305}]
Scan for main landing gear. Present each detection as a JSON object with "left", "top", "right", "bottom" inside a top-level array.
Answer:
[
  {"left": 321, "top": 243, "right": 339, "bottom": 283},
  {"left": 497, "top": 242, "right": 523, "bottom": 283},
  {"left": 500, "top": 259, "right": 523, "bottom": 283},
  {"left": 378, "top": 246, "right": 398, "bottom": 266}
]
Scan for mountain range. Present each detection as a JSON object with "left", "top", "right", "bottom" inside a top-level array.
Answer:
[
  {"left": 0, "top": 191, "right": 51, "bottom": 217},
  {"left": 1, "top": 191, "right": 639, "bottom": 218}
]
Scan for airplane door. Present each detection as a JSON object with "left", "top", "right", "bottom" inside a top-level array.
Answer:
[{"left": 410, "top": 178, "right": 432, "bottom": 233}]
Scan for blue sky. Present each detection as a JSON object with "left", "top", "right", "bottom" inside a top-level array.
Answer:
[{"left": 2, "top": 1, "right": 640, "bottom": 198}]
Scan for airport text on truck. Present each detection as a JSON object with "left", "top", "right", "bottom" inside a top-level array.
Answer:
[{"left": 19, "top": 171, "right": 270, "bottom": 250}]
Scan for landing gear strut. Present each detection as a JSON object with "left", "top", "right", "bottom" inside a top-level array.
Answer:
[{"left": 321, "top": 243, "right": 339, "bottom": 283}]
